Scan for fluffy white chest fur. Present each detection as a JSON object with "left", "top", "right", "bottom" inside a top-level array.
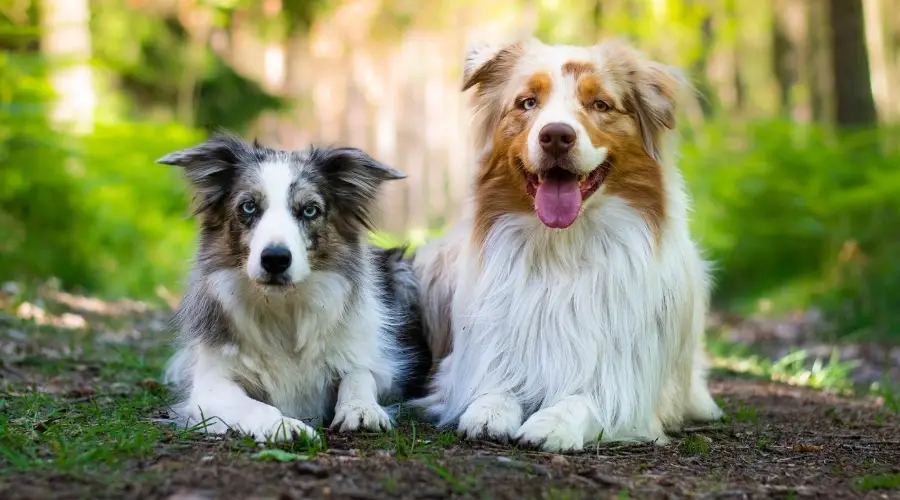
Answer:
[
  {"left": 214, "top": 269, "right": 394, "bottom": 420},
  {"left": 421, "top": 192, "right": 722, "bottom": 449},
  {"left": 166, "top": 268, "right": 399, "bottom": 440}
]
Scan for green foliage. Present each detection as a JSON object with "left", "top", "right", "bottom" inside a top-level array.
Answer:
[
  {"left": 854, "top": 473, "right": 900, "bottom": 492},
  {"left": 0, "top": 50, "right": 88, "bottom": 289},
  {"left": 77, "top": 122, "right": 202, "bottom": 298},
  {"left": 708, "top": 337, "right": 858, "bottom": 392},
  {"left": 0, "top": 48, "right": 201, "bottom": 298},
  {"left": 680, "top": 435, "right": 710, "bottom": 456},
  {"left": 90, "top": 2, "right": 286, "bottom": 131},
  {"left": 683, "top": 120, "right": 900, "bottom": 342}
]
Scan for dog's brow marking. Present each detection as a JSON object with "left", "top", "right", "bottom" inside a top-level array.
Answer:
[
  {"left": 561, "top": 60, "right": 595, "bottom": 78},
  {"left": 259, "top": 161, "right": 293, "bottom": 211}
]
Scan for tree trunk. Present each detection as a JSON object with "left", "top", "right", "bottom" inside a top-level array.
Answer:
[
  {"left": 39, "top": 0, "right": 95, "bottom": 133},
  {"left": 772, "top": 0, "right": 796, "bottom": 116},
  {"left": 862, "top": 0, "right": 892, "bottom": 122},
  {"left": 808, "top": 0, "right": 832, "bottom": 123},
  {"left": 693, "top": 13, "right": 715, "bottom": 117},
  {"left": 828, "top": 0, "right": 878, "bottom": 127}
]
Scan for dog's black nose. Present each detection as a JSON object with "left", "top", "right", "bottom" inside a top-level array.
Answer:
[
  {"left": 261, "top": 245, "right": 292, "bottom": 274},
  {"left": 539, "top": 122, "right": 576, "bottom": 157}
]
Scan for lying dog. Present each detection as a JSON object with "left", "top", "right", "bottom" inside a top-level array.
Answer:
[
  {"left": 414, "top": 38, "right": 723, "bottom": 451},
  {"left": 160, "top": 134, "right": 430, "bottom": 442}
]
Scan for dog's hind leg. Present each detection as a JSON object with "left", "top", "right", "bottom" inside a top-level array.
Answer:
[{"left": 683, "top": 345, "right": 724, "bottom": 422}]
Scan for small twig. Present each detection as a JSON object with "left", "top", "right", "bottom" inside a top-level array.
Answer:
[
  {"left": 681, "top": 425, "right": 727, "bottom": 433},
  {"left": 325, "top": 449, "right": 359, "bottom": 457}
]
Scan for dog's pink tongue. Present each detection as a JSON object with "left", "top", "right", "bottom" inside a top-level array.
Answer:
[{"left": 535, "top": 176, "right": 582, "bottom": 228}]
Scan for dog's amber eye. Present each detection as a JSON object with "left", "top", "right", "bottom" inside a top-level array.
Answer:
[
  {"left": 301, "top": 205, "right": 320, "bottom": 219},
  {"left": 593, "top": 100, "right": 611, "bottom": 112},
  {"left": 520, "top": 98, "right": 537, "bottom": 110},
  {"left": 240, "top": 201, "right": 257, "bottom": 215}
]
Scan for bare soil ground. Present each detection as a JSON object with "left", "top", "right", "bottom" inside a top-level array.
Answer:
[{"left": 1, "top": 284, "right": 898, "bottom": 500}]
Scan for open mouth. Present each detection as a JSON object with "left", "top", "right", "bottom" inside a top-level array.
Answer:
[{"left": 524, "top": 163, "right": 610, "bottom": 229}]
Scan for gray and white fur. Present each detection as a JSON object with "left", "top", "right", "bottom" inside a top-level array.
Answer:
[{"left": 159, "top": 133, "right": 430, "bottom": 442}]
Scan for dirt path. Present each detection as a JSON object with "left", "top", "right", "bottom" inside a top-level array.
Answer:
[{"left": 1, "top": 286, "right": 898, "bottom": 499}]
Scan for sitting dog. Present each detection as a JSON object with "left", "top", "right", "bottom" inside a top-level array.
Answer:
[
  {"left": 413, "top": 38, "right": 723, "bottom": 451},
  {"left": 160, "top": 134, "right": 430, "bottom": 442}
]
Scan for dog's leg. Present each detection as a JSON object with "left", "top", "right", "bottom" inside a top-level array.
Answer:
[
  {"left": 185, "top": 348, "right": 318, "bottom": 443},
  {"left": 514, "top": 395, "right": 604, "bottom": 452},
  {"left": 457, "top": 393, "right": 523, "bottom": 442},
  {"left": 331, "top": 370, "right": 392, "bottom": 432},
  {"left": 683, "top": 345, "right": 724, "bottom": 422}
]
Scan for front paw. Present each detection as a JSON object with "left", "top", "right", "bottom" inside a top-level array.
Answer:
[
  {"left": 248, "top": 416, "right": 319, "bottom": 443},
  {"left": 515, "top": 410, "right": 583, "bottom": 452},
  {"left": 457, "top": 394, "right": 522, "bottom": 442},
  {"left": 331, "top": 401, "right": 392, "bottom": 432}
]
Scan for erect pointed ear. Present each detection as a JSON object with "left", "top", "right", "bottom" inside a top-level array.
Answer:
[
  {"left": 157, "top": 132, "right": 251, "bottom": 215},
  {"left": 461, "top": 40, "right": 527, "bottom": 92},
  {"left": 318, "top": 147, "right": 406, "bottom": 230}
]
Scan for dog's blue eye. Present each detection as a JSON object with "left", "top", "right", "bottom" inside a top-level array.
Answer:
[
  {"left": 302, "top": 205, "right": 320, "bottom": 219},
  {"left": 521, "top": 98, "right": 537, "bottom": 110},
  {"left": 241, "top": 201, "right": 257, "bottom": 215}
]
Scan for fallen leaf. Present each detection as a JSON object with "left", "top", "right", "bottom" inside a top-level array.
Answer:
[
  {"left": 792, "top": 444, "right": 823, "bottom": 452},
  {"left": 138, "top": 378, "right": 162, "bottom": 390},
  {"left": 68, "top": 386, "right": 95, "bottom": 398},
  {"left": 252, "top": 449, "right": 309, "bottom": 462}
]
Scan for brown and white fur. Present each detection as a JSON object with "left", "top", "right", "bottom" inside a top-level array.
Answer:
[
  {"left": 159, "top": 134, "right": 430, "bottom": 443},
  {"left": 413, "top": 38, "right": 723, "bottom": 451}
]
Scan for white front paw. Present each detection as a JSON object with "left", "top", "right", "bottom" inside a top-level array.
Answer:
[
  {"left": 515, "top": 410, "right": 583, "bottom": 452},
  {"left": 252, "top": 416, "right": 319, "bottom": 443},
  {"left": 457, "top": 395, "right": 522, "bottom": 442},
  {"left": 331, "top": 401, "right": 392, "bottom": 432},
  {"left": 236, "top": 406, "right": 319, "bottom": 443}
]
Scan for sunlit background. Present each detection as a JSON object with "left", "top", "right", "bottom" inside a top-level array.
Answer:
[{"left": 2, "top": 0, "right": 899, "bottom": 362}]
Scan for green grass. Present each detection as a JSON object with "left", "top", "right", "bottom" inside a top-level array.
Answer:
[
  {"left": 707, "top": 335, "right": 900, "bottom": 415},
  {"left": 0, "top": 383, "right": 175, "bottom": 474},
  {"left": 870, "top": 380, "right": 900, "bottom": 414},
  {"left": 427, "top": 462, "right": 481, "bottom": 495},
  {"left": 707, "top": 336, "right": 858, "bottom": 393},
  {"left": 854, "top": 473, "right": 900, "bottom": 492},
  {"left": 362, "top": 407, "right": 459, "bottom": 459},
  {"left": 723, "top": 401, "right": 759, "bottom": 424},
  {"left": 679, "top": 435, "right": 710, "bottom": 456},
  {"left": 754, "top": 436, "right": 775, "bottom": 451}
]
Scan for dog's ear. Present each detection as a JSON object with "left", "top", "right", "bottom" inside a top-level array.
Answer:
[
  {"left": 632, "top": 61, "right": 684, "bottom": 160},
  {"left": 319, "top": 147, "right": 406, "bottom": 230},
  {"left": 597, "top": 39, "right": 686, "bottom": 161},
  {"left": 157, "top": 133, "right": 249, "bottom": 215},
  {"left": 462, "top": 40, "right": 526, "bottom": 92}
]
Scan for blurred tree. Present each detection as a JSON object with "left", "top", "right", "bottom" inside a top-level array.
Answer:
[
  {"left": 39, "top": 0, "right": 95, "bottom": 133},
  {"left": 89, "top": 1, "right": 286, "bottom": 133},
  {"left": 828, "top": 0, "right": 878, "bottom": 127},
  {"left": 772, "top": 0, "right": 800, "bottom": 118}
]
